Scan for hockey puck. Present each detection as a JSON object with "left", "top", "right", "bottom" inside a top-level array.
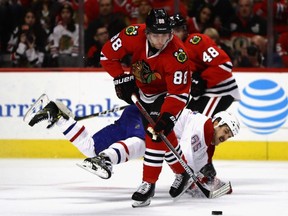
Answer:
[{"left": 212, "top": 211, "right": 222, "bottom": 215}]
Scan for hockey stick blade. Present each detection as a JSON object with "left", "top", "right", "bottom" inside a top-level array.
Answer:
[
  {"left": 210, "top": 181, "right": 232, "bottom": 198},
  {"left": 131, "top": 94, "right": 212, "bottom": 199},
  {"left": 75, "top": 105, "right": 129, "bottom": 121}
]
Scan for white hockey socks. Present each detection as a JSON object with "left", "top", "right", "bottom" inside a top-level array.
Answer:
[
  {"left": 101, "top": 137, "right": 145, "bottom": 165},
  {"left": 56, "top": 117, "right": 96, "bottom": 157}
]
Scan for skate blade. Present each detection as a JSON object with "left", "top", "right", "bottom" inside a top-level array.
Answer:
[
  {"left": 132, "top": 198, "right": 151, "bottom": 208},
  {"left": 23, "top": 93, "right": 50, "bottom": 124},
  {"left": 173, "top": 177, "right": 194, "bottom": 202},
  {"left": 76, "top": 162, "right": 111, "bottom": 179}
]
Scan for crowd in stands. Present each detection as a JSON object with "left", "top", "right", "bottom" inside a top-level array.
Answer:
[{"left": 0, "top": 0, "right": 287, "bottom": 68}]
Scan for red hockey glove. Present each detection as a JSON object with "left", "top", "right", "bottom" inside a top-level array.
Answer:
[
  {"left": 191, "top": 72, "right": 207, "bottom": 97},
  {"left": 114, "top": 74, "right": 138, "bottom": 104}
]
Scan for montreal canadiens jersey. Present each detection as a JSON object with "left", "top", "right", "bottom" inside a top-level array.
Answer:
[
  {"left": 92, "top": 105, "right": 215, "bottom": 171},
  {"left": 185, "top": 33, "right": 240, "bottom": 100},
  {"left": 174, "top": 109, "right": 215, "bottom": 173},
  {"left": 100, "top": 24, "right": 191, "bottom": 116}
]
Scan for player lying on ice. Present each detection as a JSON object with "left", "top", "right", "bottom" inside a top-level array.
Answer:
[{"left": 26, "top": 95, "right": 240, "bottom": 207}]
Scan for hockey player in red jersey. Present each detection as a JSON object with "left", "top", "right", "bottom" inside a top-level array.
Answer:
[
  {"left": 100, "top": 9, "right": 191, "bottom": 207},
  {"left": 170, "top": 13, "right": 240, "bottom": 117}
]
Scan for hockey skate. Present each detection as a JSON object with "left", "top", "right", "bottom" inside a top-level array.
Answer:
[
  {"left": 23, "top": 93, "right": 50, "bottom": 124},
  {"left": 169, "top": 172, "right": 193, "bottom": 200},
  {"left": 77, "top": 153, "right": 113, "bottom": 179},
  {"left": 28, "top": 100, "right": 69, "bottom": 129},
  {"left": 132, "top": 181, "right": 155, "bottom": 208}
]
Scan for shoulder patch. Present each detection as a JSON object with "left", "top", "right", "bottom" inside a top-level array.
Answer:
[
  {"left": 189, "top": 35, "right": 202, "bottom": 45},
  {"left": 125, "top": 25, "right": 139, "bottom": 36},
  {"left": 174, "top": 48, "right": 188, "bottom": 63}
]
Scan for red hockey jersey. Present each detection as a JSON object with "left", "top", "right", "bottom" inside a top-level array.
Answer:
[
  {"left": 100, "top": 24, "right": 191, "bottom": 116},
  {"left": 185, "top": 34, "right": 232, "bottom": 87},
  {"left": 185, "top": 33, "right": 240, "bottom": 100}
]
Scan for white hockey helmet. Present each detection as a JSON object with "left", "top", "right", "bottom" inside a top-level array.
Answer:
[{"left": 212, "top": 111, "right": 240, "bottom": 137}]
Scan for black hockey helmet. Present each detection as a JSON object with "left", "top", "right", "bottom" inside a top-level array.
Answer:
[
  {"left": 169, "top": 13, "right": 187, "bottom": 29},
  {"left": 145, "top": 8, "right": 172, "bottom": 34}
]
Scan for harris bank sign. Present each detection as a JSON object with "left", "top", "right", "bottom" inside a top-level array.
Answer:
[{"left": 0, "top": 97, "right": 122, "bottom": 119}]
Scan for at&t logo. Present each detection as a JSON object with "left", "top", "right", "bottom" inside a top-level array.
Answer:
[{"left": 238, "top": 79, "right": 288, "bottom": 134}]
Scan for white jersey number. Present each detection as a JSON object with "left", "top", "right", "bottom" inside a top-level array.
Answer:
[
  {"left": 174, "top": 71, "right": 188, "bottom": 85},
  {"left": 191, "top": 135, "right": 201, "bottom": 152},
  {"left": 111, "top": 33, "right": 122, "bottom": 51},
  {"left": 202, "top": 47, "right": 219, "bottom": 63}
]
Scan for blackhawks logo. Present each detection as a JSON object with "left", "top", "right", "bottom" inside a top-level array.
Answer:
[
  {"left": 125, "top": 25, "right": 139, "bottom": 36},
  {"left": 132, "top": 60, "right": 161, "bottom": 84},
  {"left": 190, "top": 35, "right": 202, "bottom": 44},
  {"left": 174, "top": 48, "right": 188, "bottom": 63}
]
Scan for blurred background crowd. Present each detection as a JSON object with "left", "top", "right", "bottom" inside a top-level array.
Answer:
[{"left": 0, "top": 0, "right": 287, "bottom": 68}]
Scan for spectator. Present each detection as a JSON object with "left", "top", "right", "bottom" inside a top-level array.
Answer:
[
  {"left": 250, "top": 34, "right": 268, "bottom": 66},
  {"left": 133, "top": 0, "right": 152, "bottom": 24},
  {"left": 186, "top": 3, "right": 215, "bottom": 34},
  {"left": 150, "top": 0, "right": 188, "bottom": 17},
  {"left": 188, "top": 0, "right": 235, "bottom": 38},
  {"left": 253, "top": 0, "right": 288, "bottom": 34},
  {"left": 113, "top": 0, "right": 140, "bottom": 24},
  {"left": 227, "top": 0, "right": 267, "bottom": 38},
  {"left": 0, "top": 0, "right": 24, "bottom": 55},
  {"left": 7, "top": 9, "right": 47, "bottom": 67},
  {"left": 114, "top": 0, "right": 152, "bottom": 25},
  {"left": 69, "top": 0, "right": 99, "bottom": 29},
  {"left": 85, "top": 22, "right": 109, "bottom": 67},
  {"left": 90, "top": 0, "right": 128, "bottom": 37},
  {"left": 232, "top": 35, "right": 265, "bottom": 68},
  {"left": 83, "top": 0, "right": 99, "bottom": 28},
  {"left": 49, "top": 2, "right": 79, "bottom": 67},
  {"left": 85, "top": 0, "right": 128, "bottom": 53},
  {"left": 276, "top": 32, "right": 288, "bottom": 67},
  {"left": 31, "top": 0, "right": 61, "bottom": 36}
]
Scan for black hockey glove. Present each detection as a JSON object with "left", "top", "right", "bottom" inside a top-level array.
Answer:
[
  {"left": 191, "top": 72, "right": 207, "bottom": 97},
  {"left": 146, "top": 112, "right": 176, "bottom": 142},
  {"left": 199, "top": 163, "right": 217, "bottom": 182},
  {"left": 114, "top": 74, "right": 138, "bottom": 104},
  {"left": 154, "top": 112, "right": 176, "bottom": 135}
]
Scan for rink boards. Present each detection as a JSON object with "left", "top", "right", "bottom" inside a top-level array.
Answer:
[{"left": 0, "top": 69, "right": 287, "bottom": 160}]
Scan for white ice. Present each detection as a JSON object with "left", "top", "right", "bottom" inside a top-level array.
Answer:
[{"left": 0, "top": 159, "right": 288, "bottom": 216}]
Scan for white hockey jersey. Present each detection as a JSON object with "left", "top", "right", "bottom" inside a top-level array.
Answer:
[{"left": 174, "top": 109, "right": 215, "bottom": 173}]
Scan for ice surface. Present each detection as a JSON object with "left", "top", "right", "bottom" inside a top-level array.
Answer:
[{"left": 0, "top": 159, "right": 288, "bottom": 216}]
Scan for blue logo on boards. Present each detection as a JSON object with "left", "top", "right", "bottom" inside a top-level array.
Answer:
[{"left": 238, "top": 79, "right": 288, "bottom": 134}]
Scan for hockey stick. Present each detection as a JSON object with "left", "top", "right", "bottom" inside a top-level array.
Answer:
[
  {"left": 75, "top": 105, "right": 129, "bottom": 121},
  {"left": 131, "top": 94, "right": 231, "bottom": 199}
]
